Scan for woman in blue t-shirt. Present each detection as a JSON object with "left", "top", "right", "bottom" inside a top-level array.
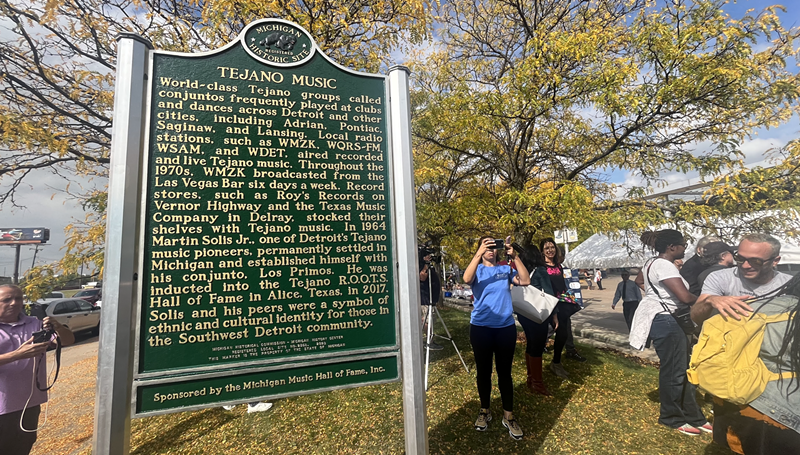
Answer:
[{"left": 463, "top": 236, "right": 530, "bottom": 440}]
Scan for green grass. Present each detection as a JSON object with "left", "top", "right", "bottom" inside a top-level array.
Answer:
[{"left": 126, "top": 306, "right": 734, "bottom": 455}]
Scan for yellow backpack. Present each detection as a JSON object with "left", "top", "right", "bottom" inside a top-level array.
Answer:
[{"left": 687, "top": 309, "right": 795, "bottom": 406}]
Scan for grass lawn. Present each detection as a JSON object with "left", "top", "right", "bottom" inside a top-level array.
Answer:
[{"left": 127, "top": 306, "right": 734, "bottom": 455}]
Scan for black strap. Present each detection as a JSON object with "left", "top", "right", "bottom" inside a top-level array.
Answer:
[{"left": 36, "top": 335, "right": 61, "bottom": 392}]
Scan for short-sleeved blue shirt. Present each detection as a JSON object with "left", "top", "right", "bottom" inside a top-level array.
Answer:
[{"left": 470, "top": 264, "right": 516, "bottom": 328}]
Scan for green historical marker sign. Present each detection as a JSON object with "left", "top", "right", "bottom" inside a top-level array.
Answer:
[{"left": 133, "top": 19, "right": 399, "bottom": 413}]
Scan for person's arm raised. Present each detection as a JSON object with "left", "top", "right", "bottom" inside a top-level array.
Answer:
[
  {"left": 506, "top": 237, "right": 530, "bottom": 286},
  {"left": 463, "top": 238, "right": 492, "bottom": 285}
]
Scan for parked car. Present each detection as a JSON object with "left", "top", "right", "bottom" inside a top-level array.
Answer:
[
  {"left": 30, "top": 298, "right": 101, "bottom": 335},
  {"left": 73, "top": 288, "right": 102, "bottom": 305},
  {"left": 33, "top": 291, "right": 66, "bottom": 305}
]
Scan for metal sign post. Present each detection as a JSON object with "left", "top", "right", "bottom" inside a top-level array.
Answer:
[
  {"left": 389, "top": 65, "right": 429, "bottom": 454},
  {"left": 93, "top": 33, "right": 152, "bottom": 455}
]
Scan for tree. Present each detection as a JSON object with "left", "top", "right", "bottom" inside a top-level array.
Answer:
[
  {"left": 0, "top": 0, "right": 431, "bottom": 298},
  {"left": 410, "top": 0, "right": 800, "bottom": 259}
]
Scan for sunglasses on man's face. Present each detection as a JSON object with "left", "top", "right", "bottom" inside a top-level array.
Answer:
[{"left": 733, "top": 253, "right": 776, "bottom": 267}]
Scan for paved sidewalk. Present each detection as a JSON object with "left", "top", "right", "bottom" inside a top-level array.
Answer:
[
  {"left": 443, "top": 274, "right": 659, "bottom": 363},
  {"left": 571, "top": 276, "right": 660, "bottom": 363}
]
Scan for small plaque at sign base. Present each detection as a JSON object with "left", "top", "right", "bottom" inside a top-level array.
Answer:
[{"left": 135, "top": 355, "right": 398, "bottom": 415}]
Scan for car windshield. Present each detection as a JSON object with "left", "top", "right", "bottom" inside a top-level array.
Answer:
[{"left": 75, "top": 289, "right": 100, "bottom": 297}]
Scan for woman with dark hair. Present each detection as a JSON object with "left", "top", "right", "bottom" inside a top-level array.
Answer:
[
  {"left": 629, "top": 229, "right": 711, "bottom": 436},
  {"left": 516, "top": 245, "right": 556, "bottom": 395},
  {"left": 540, "top": 238, "right": 581, "bottom": 379},
  {"left": 463, "top": 235, "right": 530, "bottom": 440},
  {"left": 711, "top": 277, "right": 800, "bottom": 453}
]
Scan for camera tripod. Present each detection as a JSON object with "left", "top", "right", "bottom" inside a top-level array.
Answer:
[{"left": 422, "top": 260, "right": 469, "bottom": 390}]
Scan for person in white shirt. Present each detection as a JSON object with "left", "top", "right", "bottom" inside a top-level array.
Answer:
[
  {"left": 629, "top": 229, "right": 711, "bottom": 436},
  {"left": 593, "top": 269, "right": 604, "bottom": 290}
]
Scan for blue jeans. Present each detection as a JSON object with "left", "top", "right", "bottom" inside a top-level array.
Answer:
[{"left": 649, "top": 314, "right": 706, "bottom": 428}]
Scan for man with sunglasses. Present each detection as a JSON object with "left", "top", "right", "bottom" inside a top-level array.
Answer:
[{"left": 691, "top": 233, "right": 792, "bottom": 324}]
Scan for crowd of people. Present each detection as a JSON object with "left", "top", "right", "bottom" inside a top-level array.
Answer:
[
  {"left": 422, "top": 231, "right": 799, "bottom": 453},
  {"left": 418, "top": 236, "right": 588, "bottom": 440},
  {"left": 5, "top": 230, "right": 798, "bottom": 453}
]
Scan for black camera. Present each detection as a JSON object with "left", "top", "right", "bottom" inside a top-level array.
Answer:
[
  {"left": 419, "top": 245, "right": 436, "bottom": 256},
  {"left": 32, "top": 329, "right": 54, "bottom": 344}
]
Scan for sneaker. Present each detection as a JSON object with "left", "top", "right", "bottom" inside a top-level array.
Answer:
[
  {"left": 695, "top": 422, "right": 713, "bottom": 433},
  {"left": 549, "top": 362, "right": 569, "bottom": 379},
  {"left": 474, "top": 408, "right": 492, "bottom": 431},
  {"left": 677, "top": 424, "right": 701, "bottom": 436},
  {"left": 502, "top": 416, "right": 524, "bottom": 440},
  {"left": 221, "top": 405, "right": 236, "bottom": 411},
  {"left": 246, "top": 402, "right": 273, "bottom": 413},
  {"left": 425, "top": 340, "right": 444, "bottom": 351},
  {"left": 566, "top": 349, "right": 587, "bottom": 362}
]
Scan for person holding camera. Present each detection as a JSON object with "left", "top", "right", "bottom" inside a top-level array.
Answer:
[
  {"left": 463, "top": 236, "right": 530, "bottom": 440},
  {"left": 419, "top": 248, "right": 443, "bottom": 350},
  {"left": 0, "top": 284, "right": 74, "bottom": 455}
]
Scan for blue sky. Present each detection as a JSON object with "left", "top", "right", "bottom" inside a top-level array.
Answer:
[{"left": 0, "top": 0, "right": 798, "bottom": 276}]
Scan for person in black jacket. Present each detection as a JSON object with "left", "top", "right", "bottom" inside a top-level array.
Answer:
[
  {"left": 516, "top": 246, "right": 556, "bottom": 395},
  {"left": 692, "top": 241, "right": 735, "bottom": 295},
  {"left": 680, "top": 235, "right": 720, "bottom": 295}
]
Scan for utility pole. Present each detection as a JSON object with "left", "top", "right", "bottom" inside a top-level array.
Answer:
[
  {"left": 12, "top": 245, "right": 21, "bottom": 284},
  {"left": 31, "top": 244, "right": 40, "bottom": 269}
]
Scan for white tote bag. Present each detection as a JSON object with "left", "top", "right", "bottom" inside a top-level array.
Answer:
[{"left": 511, "top": 285, "right": 559, "bottom": 324}]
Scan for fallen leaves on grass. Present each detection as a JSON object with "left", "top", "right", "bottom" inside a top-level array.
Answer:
[
  {"left": 33, "top": 307, "right": 733, "bottom": 455},
  {"left": 31, "top": 355, "right": 97, "bottom": 455}
]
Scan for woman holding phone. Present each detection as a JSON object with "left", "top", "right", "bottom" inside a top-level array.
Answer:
[{"left": 463, "top": 235, "right": 530, "bottom": 440}]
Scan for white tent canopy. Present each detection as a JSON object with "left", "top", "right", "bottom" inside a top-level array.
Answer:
[
  {"left": 563, "top": 233, "right": 683, "bottom": 269},
  {"left": 565, "top": 232, "right": 800, "bottom": 269}
]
